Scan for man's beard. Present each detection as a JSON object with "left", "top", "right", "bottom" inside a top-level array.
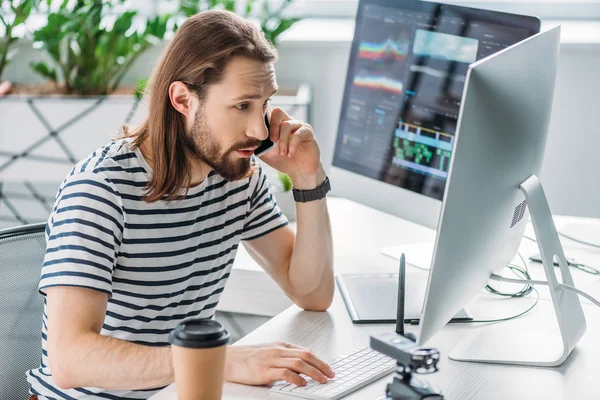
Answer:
[{"left": 184, "top": 109, "right": 261, "bottom": 181}]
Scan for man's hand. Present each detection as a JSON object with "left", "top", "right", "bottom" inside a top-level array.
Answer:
[
  {"left": 260, "top": 107, "right": 323, "bottom": 188},
  {"left": 247, "top": 107, "right": 334, "bottom": 312},
  {"left": 224, "top": 342, "right": 335, "bottom": 387}
]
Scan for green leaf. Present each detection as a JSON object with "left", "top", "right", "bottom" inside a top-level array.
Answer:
[
  {"left": 112, "top": 11, "right": 135, "bottom": 35},
  {"left": 29, "top": 61, "right": 57, "bottom": 81},
  {"left": 145, "top": 14, "right": 169, "bottom": 40},
  {"left": 245, "top": 0, "right": 254, "bottom": 16},
  {"left": 12, "top": 10, "right": 27, "bottom": 26},
  {"left": 180, "top": 6, "right": 196, "bottom": 17},
  {"left": 179, "top": 0, "right": 199, "bottom": 16},
  {"left": 266, "top": 17, "right": 300, "bottom": 45},
  {"left": 277, "top": 172, "right": 293, "bottom": 192},
  {"left": 223, "top": 0, "right": 236, "bottom": 12},
  {"left": 134, "top": 78, "right": 147, "bottom": 100},
  {"left": 58, "top": 0, "right": 69, "bottom": 11}
]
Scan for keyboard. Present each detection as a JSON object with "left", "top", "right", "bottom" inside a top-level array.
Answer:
[{"left": 270, "top": 347, "right": 397, "bottom": 400}]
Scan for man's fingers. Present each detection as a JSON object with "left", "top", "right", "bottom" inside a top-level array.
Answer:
[
  {"left": 277, "top": 120, "right": 303, "bottom": 157},
  {"left": 276, "top": 358, "right": 329, "bottom": 384},
  {"left": 268, "top": 107, "right": 291, "bottom": 143},
  {"left": 287, "top": 125, "right": 314, "bottom": 158},
  {"left": 267, "top": 368, "right": 307, "bottom": 387},
  {"left": 283, "top": 349, "right": 335, "bottom": 378}
]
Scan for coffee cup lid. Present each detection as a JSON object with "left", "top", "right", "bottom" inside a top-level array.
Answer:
[{"left": 169, "top": 319, "right": 230, "bottom": 349}]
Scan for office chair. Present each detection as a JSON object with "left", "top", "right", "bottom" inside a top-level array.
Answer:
[{"left": 0, "top": 223, "right": 47, "bottom": 399}]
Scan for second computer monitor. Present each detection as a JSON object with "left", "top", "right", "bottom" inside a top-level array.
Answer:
[{"left": 330, "top": 0, "right": 539, "bottom": 229}]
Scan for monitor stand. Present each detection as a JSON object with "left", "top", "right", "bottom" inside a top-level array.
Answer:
[{"left": 449, "top": 175, "right": 587, "bottom": 367}]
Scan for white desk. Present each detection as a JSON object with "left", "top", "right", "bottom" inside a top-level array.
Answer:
[{"left": 153, "top": 197, "right": 600, "bottom": 400}]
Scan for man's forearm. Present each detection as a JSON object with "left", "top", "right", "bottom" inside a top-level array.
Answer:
[
  {"left": 287, "top": 166, "right": 335, "bottom": 310},
  {"left": 51, "top": 332, "right": 173, "bottom": 390}
]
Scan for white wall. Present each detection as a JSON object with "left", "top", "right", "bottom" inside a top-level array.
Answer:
[
  {"left": 3, "top": 26, "right": 600, "bottom": 218},
  {"left": 542, "top": 47, "right": 600, "bottom": 218}
]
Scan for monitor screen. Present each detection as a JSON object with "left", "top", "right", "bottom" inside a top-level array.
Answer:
[{"left": 332, "top": 0, "right": 540, "bottom": 201}]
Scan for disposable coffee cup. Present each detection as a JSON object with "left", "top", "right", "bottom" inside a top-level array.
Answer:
[{"left": 169, "top": 319, "right": 230, "bottom": 400}]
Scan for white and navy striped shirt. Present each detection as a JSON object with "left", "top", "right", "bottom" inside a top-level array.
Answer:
[{"left": 27, "top": 138, "right": 288, "bottom": 399}]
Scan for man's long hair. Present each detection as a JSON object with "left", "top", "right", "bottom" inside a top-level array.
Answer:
[{"left": 129, "top": 10, "right": 278, "bottom": 202}]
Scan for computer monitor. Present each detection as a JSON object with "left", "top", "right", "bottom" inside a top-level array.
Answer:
[
  {"left": 330, "top": 0, "right": 540, "bottom": 229},
  {"left": 418, "top": 26, "right": 586, "bottom": 367}
]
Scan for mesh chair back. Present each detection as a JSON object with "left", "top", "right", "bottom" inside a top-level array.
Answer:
[{"left": 0, "top": 224, "right": 46, "bottom": 400}]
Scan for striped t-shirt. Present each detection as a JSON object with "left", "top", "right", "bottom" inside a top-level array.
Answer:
[{"left": 27, "top": 138, "right": 288, "bottom": 399}]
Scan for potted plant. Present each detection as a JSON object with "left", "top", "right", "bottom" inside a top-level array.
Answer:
[
  {"left": 274, "top": 171, "right": 296, "bottom": 221},
  {"left": 0, "top": 0, "right": 40, "bottom": 96},
  {"left": 0, "top": 0, "right": 169, "bottom": 181}
]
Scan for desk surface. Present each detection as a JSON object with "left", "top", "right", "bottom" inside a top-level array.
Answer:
[
  {"left": 218, "top": 197, "right": 600, "bottom": 316},
  {"left": 152, "top": 197, "right": 600, "bottom": 400}
]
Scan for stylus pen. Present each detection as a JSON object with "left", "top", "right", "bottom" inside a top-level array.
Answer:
[{"left": 395, "top": 253, "right": 406, "bottom": 335}]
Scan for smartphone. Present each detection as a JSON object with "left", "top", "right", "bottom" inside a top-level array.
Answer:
[{"left": 254, "top": 113, "right": 276, "bottom": 157}]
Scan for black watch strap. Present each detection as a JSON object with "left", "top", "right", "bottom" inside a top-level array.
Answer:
[{"left": 292, "top": 176, "right": 331, "bottom": 203}]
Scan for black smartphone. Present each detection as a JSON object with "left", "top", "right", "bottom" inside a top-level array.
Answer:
[{"left": 254, "top": 113, "right": 276, "bottom": 157}]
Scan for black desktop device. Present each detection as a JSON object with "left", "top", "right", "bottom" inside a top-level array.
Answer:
[{"left": 333, "top": 0, "right": 540, "bottom": 325}]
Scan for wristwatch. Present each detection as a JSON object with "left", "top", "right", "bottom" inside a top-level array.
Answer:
[{"left": 292, "top": 176, "right": 331, "bottom": 203}]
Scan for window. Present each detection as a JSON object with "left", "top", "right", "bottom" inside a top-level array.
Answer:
[
  {"left": 32, "top": 1, "right": 600, "bottom": 20},
  {"left": 286, "top": 0, "right": 600, "bottom": 20}
]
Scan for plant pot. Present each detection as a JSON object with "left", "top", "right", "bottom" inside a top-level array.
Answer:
[
  {"left": 274, "top": 190, "right": 296, "bottom": 222},
  {"left": 0, "top": 95, "right": 145, "bottom": 181}
]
